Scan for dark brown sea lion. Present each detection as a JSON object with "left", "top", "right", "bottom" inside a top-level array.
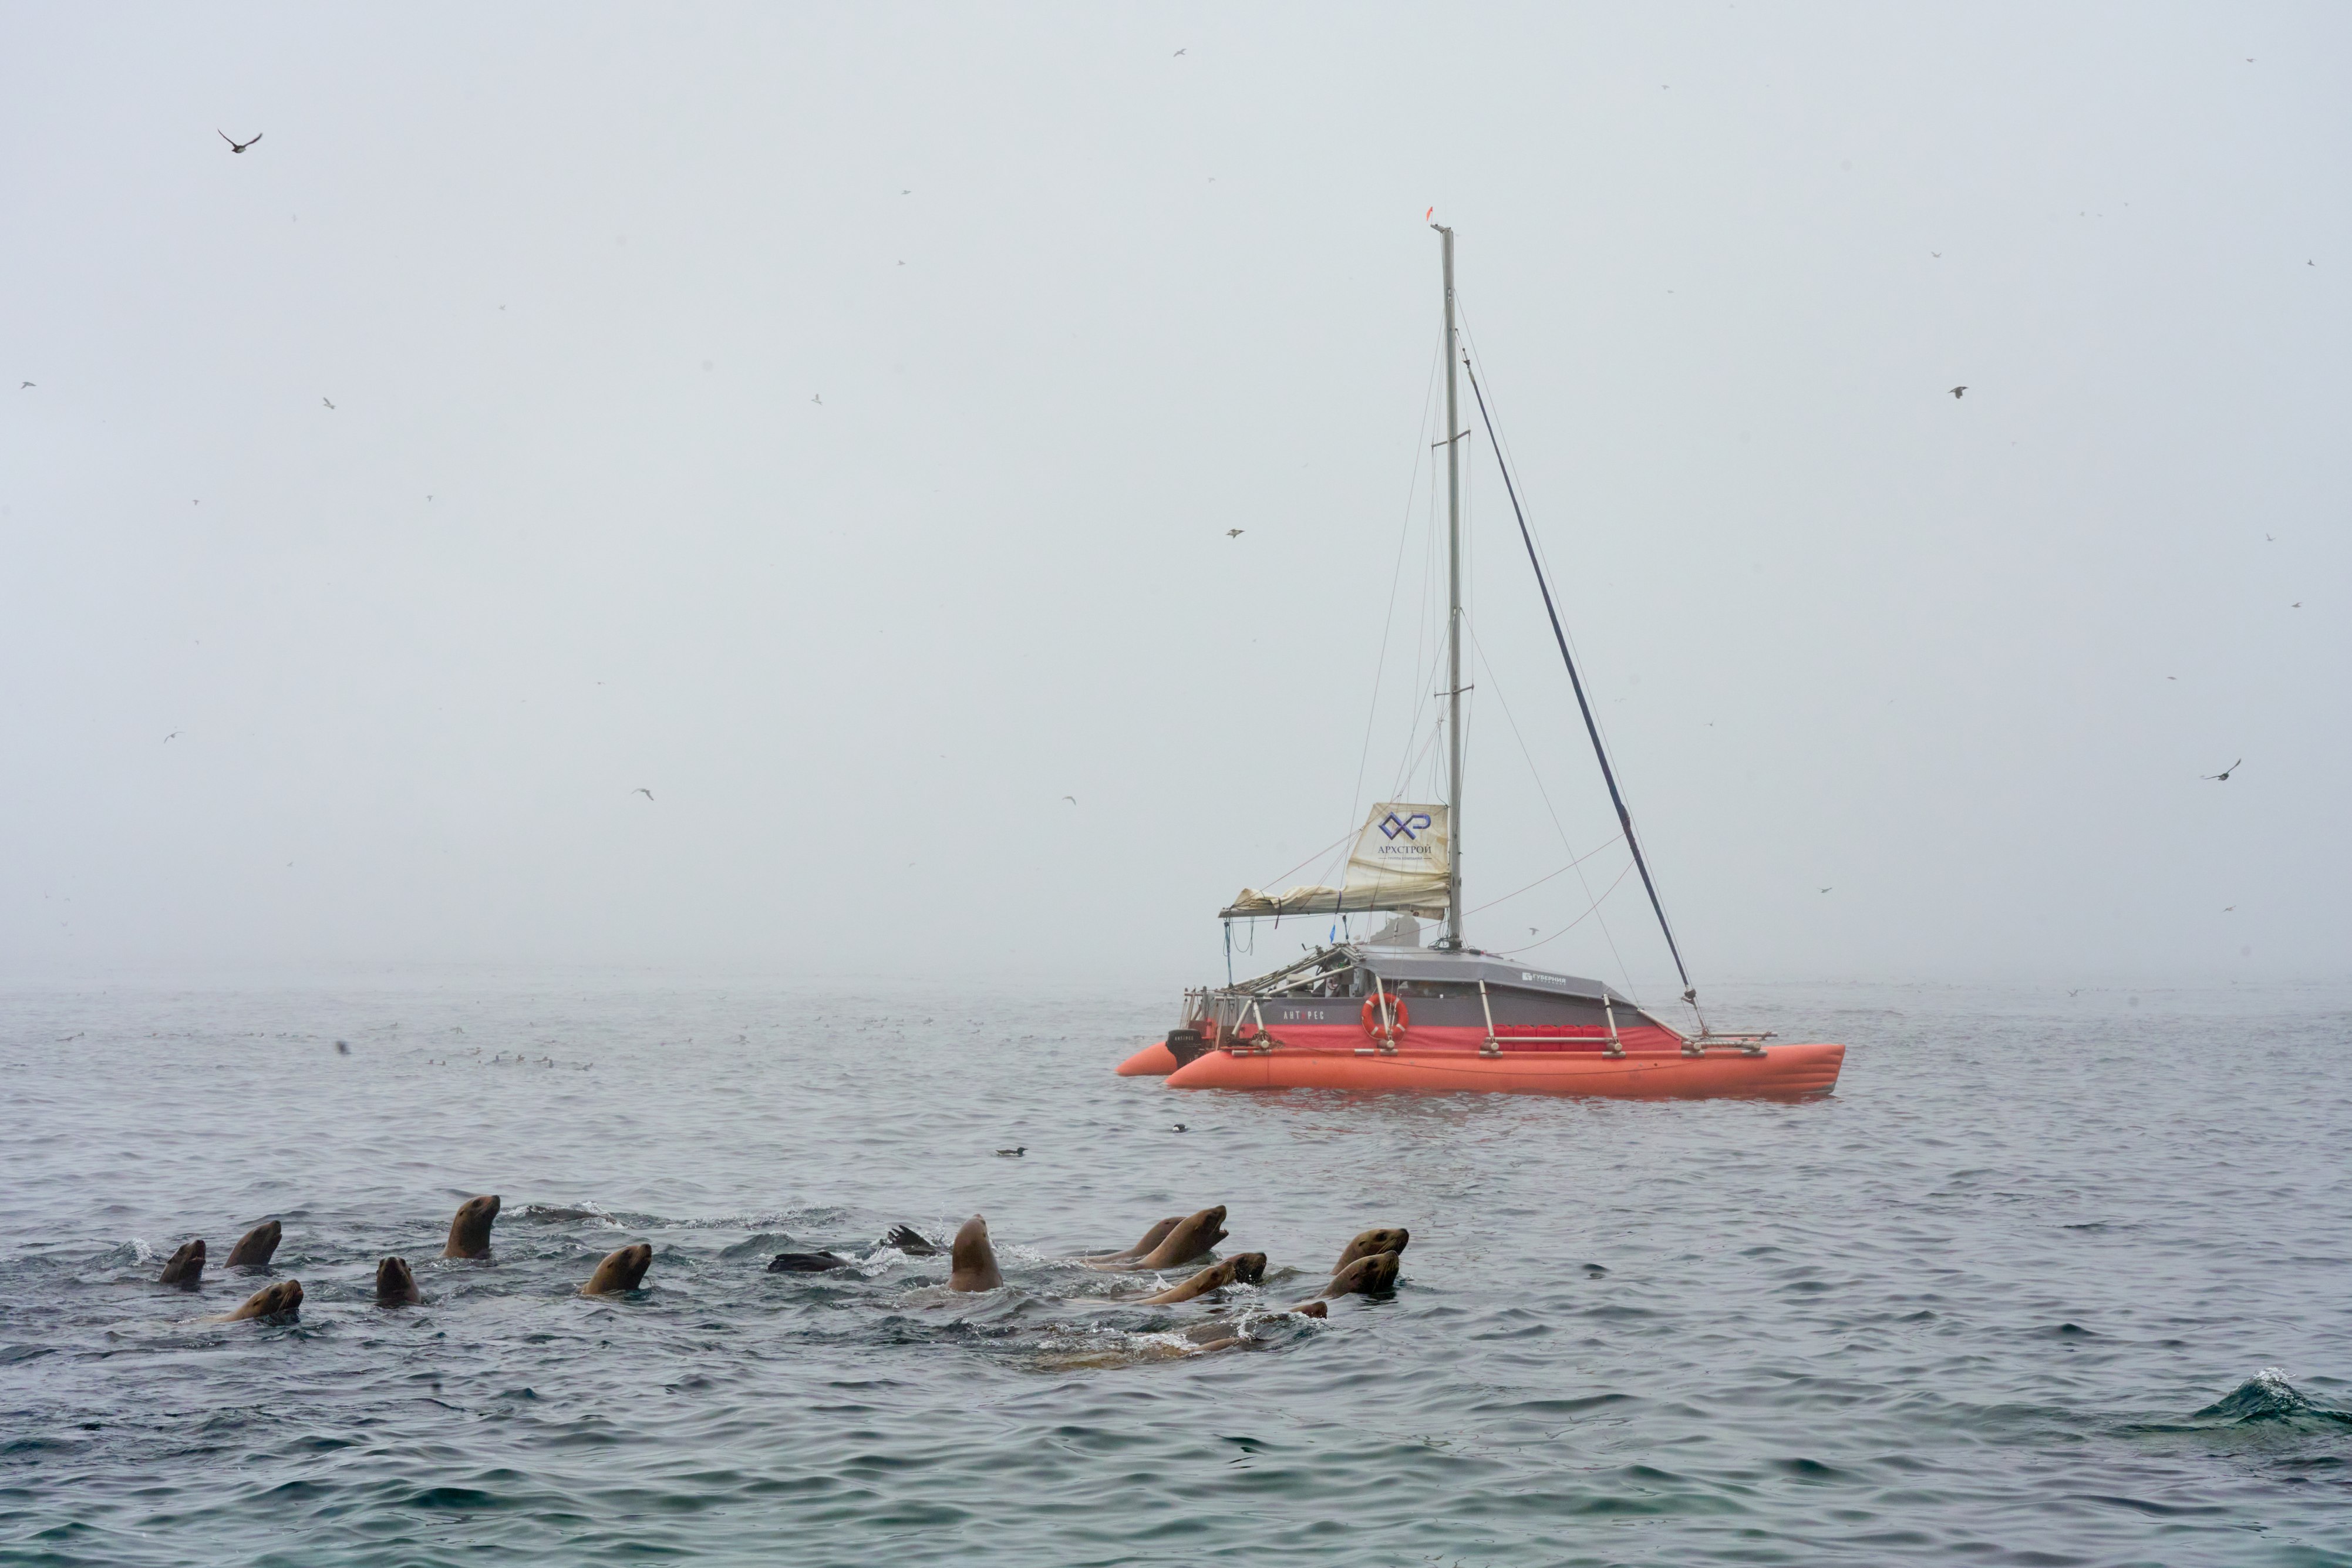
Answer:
[
  {"left": 375, "top": 1257, "right": 422, "bottom": 1304},
  {"left": 443, "top": 1195, "right": 500, "bottom": 1259},
  {"left": 767, "top": 1251, "right": 853, "bottom": 1273},
  {"left": 1293, "top": 1250, "right": 1399, "bottom": 1309},
  {"left": 948, "top": 1215, "right": 1003, "bottom": 1292},
  {"left": 1333, "top": 1227, "right": 1410, "bottom": 1273},
  {"left": 218, "top": 1279, "right": 303, "bottom": 1321},
  {"left": 583, "top": 1243, "right": 653, "bottom": 1295},
  {"left": 157, "top": 1239, "right": 205, "bottom": 1287},
  {"left": 224, "top": 1220, "right": 281, "bottom": 1267},
  {"left": 1137, "top": 1252, "right": 1266, "bottom": 1305},
  {"left": 1081, "top": 1216, "right": 1181, "bottom": 1264}
]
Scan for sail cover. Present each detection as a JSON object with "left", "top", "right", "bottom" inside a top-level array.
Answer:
[{"left": 1221, "top": 803, "right": 1451, "bottom": 919}]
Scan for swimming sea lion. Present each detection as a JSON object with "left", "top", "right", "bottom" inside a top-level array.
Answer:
[
  {"left": 1128, "top": 1205, "right": 1226, "bottom": 1271},
  {"left": 1137, "top": 1252, "right": 1266, "bottom": 1305},
  {"left": 948, "top": 1215, "right": 1003, "bottom": 1292},
  {"left": 375, "top": 1257, "right": 422, "bottom": 1304},
  {"left": 157, "top": 1239, "right": 205, "bottom": 1287},
  {"left": 882, "top": 1225, "right": 938, "bottom": 1256},
  {"left": 583, "top": 1243, "right": 652, "bottom": 1295},
  {"left": 218, "top": 1279, "right": 303, "bottom": 1321},
  {"left": 767, "top": 1251, "right": 853, "bottom": 1273},
  {"left": 1293, "top": 1250, "right": 1399, "bottom": 1309},
  {"left": 1190, "top": 1300, "right": 1326, "bottom": 1354},
  {"left": 1081, "top": 1216, "right": 1181, "bottom": 1264},
  {"left": 1332, "top": 1227, "right": 1410, "bottom": 1273},
  {"left": 443, "top": 1195, "right": 500, "bottom": 1259},
  {"left": 224, "top": 1220, "right": 281, "bottom": 1267}
]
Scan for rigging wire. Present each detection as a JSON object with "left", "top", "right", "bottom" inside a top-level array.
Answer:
[
  {"left": 1346, "top": 332, "right": 1446, "bottom": 837},
  {"left": 1455, "top": 318, "right": 1703, "bottom": 1021},
  {"left": 1491, "top": 859, "right": 1639, "bottom": 957}
]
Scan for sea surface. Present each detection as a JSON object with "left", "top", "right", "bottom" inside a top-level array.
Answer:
[{"left": 1, "top": 974, "right": 2347, "bottom": 1566}]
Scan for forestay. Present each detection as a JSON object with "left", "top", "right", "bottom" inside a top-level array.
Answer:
[{"left": 1220, "top": 802, "right": 1451, "bottom": 919}]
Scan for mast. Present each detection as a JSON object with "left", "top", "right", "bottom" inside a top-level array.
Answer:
[{"left": 1437, "top": 221, "right": 1465, "bottom": 950}]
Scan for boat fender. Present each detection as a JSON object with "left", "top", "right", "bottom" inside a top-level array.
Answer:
[{"left": 1361, "top": 993, "right": 1408, "bottom": 1039}]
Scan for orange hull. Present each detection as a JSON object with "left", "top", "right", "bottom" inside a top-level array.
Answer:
[
  {"left": 1162, "top": 1042, "right": 1845, "bottom": 1098},
  {"left": 1115, "top": 1041, "right": 1180, "bottom": 1077}
]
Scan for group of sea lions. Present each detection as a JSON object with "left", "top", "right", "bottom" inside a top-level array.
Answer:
[{"left": 159, "top": 1195, "right": 1406, "bottom": 1350}]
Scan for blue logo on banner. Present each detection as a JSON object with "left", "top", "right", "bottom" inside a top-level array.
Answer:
[{"left": 1379, "top": 812, "right": 1432, "bottom": 842}]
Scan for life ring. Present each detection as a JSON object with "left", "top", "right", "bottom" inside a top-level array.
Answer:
[{"left": 1361, "top": 992, "right": 1408, "bottom": 1039}]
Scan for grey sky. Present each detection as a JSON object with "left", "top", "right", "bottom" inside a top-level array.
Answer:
[{"left": 3, "top": 5, "right": 2345, "bottom": 994}]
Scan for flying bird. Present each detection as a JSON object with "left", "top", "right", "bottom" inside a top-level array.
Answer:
[
  {"left": 17, "top": 381, "right": 31, "bottom": 389},
  {"left": 1226, "top": 528, "right": 1244, "bottom": 538},
  {"left": 322, "top": 397, "right": 334, "bottom": 410},
  {"left": 632, "top": 787, "right": 654, "bottom": 801},
  {"left": 163, "top": 731, "right": 180, "bottom": 743},
  {"left": 1174, "top": 48, "right": 1185, "bottom": 55},
  {"left": 1819, "top": 886, "right": 1833, "bottom": 893},
  {"left": 2292, "top": 602, "right": 2301, "bottom": 608},
  {"left": 2224, "top": 905, "right": 2236, "bottom": 912},
  {"left": 1949, "top": 386, "right": 1967, "bottom": 399},
  {"left": 1062, "top": 795, "right": 1076, "bottom": 804},
  {"left": 2267, "top": 533, "right": 2275, "bottom": 541},
  {"left": 811, "top": 393, "right": 822, "bottom": 405},
  {"left": 2201, "top": 760, "right": 2242, "bottom": 781},
  {"left": 1931, "top": 251, "right": 1942, "bottom": 258},
  {"left": 219, "top": 130, "right": 262, "bottom": 154}
]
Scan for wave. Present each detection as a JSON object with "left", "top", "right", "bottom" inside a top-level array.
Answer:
[{"left": 2192, "top": 1368, "right": 2352, "bottom": 1427}]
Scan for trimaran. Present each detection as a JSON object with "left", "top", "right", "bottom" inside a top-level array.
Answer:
[{"left": 1117, "top": 222, "right": 1846, "bottom": 1098}]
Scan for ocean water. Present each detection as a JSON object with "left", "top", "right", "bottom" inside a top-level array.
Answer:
[{"left": 1, "top": 975, "right": 2347, "bottom": 1567}]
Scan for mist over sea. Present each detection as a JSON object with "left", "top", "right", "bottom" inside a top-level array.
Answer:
[{"left": 2, "top": 975, "right": 2346, "bottom": 1566}]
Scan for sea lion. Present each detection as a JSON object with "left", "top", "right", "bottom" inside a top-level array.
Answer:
[
  {"left": 1128, "top": 1205, "right": 1226, "bottom": 1270},
  {"left": 1137, "top": 1252, "right": 1265, "bottom": 1305},
  {"left": 157, "top": 1239, "right": 206, "bottom": 1287},
  {"left": 1191, "top": 1300, "right": 1326, "bottom": 1354},
  {"left": 1333, "top": 1227, "right": 1410, "bottom": 1273},
  {"left": 882, "top": 1225, "right": 938, "bottom": 1256},
  {"left": 218, "top": 1279, "right": 303, "bottom": 1321},
  {"left": 443, "top": 1195, "right": 500, "bottom": 1259},
  {"left": 375, "top": 1257, "right": 422, "bottom": 1304},
  {"left": 767, "top": 1251, "right": 854, "bottom": 1273},
  {"left": 1293, "top": 1250, "right": 1399, "bottom": 1309},
  {"left": 583, "top": 1243, "right": 652, "bottom": 1295},
  {"left": 1081, "top": 1216, "right": 1181, "bottom": 1264},
  {"left": 224, "top": 1220, "right": 281, "bottom": 1267},
  {"left": 948, "top": 1215, "right": 1003, "bottom": 1292}
]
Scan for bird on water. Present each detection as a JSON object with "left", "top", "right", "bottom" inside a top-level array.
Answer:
[{"left": 995, "top": 1146, "right": 1025, "bottom": 1158}]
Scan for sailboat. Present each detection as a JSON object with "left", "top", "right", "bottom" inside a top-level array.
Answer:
[{"left": 1116, "top": 222, "right": 1846, "bottom": 1098}]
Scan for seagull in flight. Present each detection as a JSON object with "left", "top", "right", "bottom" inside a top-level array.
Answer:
[
  {"left": 1062, "top": 795, "right": 1076, "bottom": 804},
  {"left": 1174, "top": 48, "right": 1186, "bottom": 55},
  {"left": 163, "top": 731, "right": 180, "bottom": 743},
  {"left": 1226, "top": 528, "right": 1244, "bottom": 538},
  {"left": 632, "top": 787, "right": 654, "bottom": 801},
  {"left": 17, "top": 381, "right": 31, "bottom": 389},
  {"left": 322, "top": 397, "right": 335, "bottom": 410},
  {"left": 1948, "top": 386, "right": 1967, "bottom": 399},
  {"left": 811, "top": 393, "right": 822, "bottom": 405},
  {"left": 219, "top": 130, "right": 262, "bottom": 154},
  {"left": 2201, "top": 760, "right": 2242, "bottom": 781}
]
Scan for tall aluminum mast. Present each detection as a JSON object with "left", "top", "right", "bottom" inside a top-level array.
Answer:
[{"left": 1436, "top": 221, "right": 1465, "bottom": 950}]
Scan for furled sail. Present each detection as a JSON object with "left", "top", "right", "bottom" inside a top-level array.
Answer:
[{"left": 1221, "top": 803, "right": 1451, "bottom": 919}]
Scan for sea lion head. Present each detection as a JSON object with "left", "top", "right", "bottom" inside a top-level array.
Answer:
[
  {"left": 1327, "top": 1250, "right": 1400, "bottom": 1297},
  {"left": 224, "top": 1220, "right": 282, "bottom": 1268},
  {"left": 949, "top": 1214, "right": 1004, "bottom": 1293},
  {"left": 584, "top": 1243, "right": 653, "bottom": 1295},
  {"left": 232, "top": 1279, "right": 304, "bottom": 1321},
  {"left": 1138, "top": 1205, "right": 1227, "bottom": 1269},
  {"left": 1333, "top": 1227, "right": 1410, "bottom": 1273},
  {"left": 375, "top": 1256, "right": 422, "bottom": 1304},
  {"left": 1226, "top": 1251, "right": 1268, "bottom": 1286},
  {"left": 158, "top": 1239, "right": 206, "bottom": 1287},
  {"left": 1290, "top": 1299, "right": 1329, "bottom": 1319},
  {"left": 444, "top": 1195, "right": 500, "bottom": 1259}
]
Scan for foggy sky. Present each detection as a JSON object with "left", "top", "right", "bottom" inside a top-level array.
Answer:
[{"left": 3, "top": 4, "right": 2346, "bottom": 998}]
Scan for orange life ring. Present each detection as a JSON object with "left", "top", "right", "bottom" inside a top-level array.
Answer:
[{"left": 1362, "top": 992, "right": 1408, "bottom": 1038}]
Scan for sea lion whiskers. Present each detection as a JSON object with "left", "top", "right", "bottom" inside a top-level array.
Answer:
[
  {"left": 583, "top": 1243, "right": 653, "bottom": 1295},
  {"left": 157, "top": 1239, "right": 205, "bottom": 1287},
  {"left": 443, "top": 1195, "right": 500, "bottom": 1259},
  {"left": 224, "top": 1220, "right": 281, "bottom": 1268}
]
